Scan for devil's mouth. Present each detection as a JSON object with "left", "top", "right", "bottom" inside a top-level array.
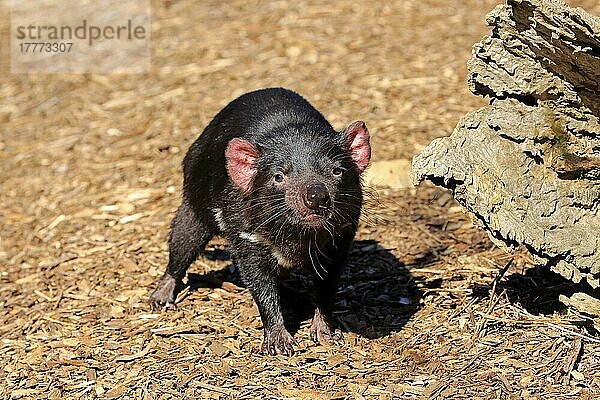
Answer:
[
  {"left": 304, "top": 213, "right": 323, "bottom": 222},
  {"left": 302, "top": 210, "right": 330, "bottom": 225}
]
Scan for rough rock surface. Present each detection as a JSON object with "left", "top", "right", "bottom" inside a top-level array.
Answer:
[{"left": 412, "top": 0, "right": 600, "bottom": 287}]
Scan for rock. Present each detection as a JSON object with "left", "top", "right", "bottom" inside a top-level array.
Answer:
[
  {"left": 412, "top": 0, "right": 600, "bottom": 288},
  {"left": 364, "top": 159, "right": 413, "bottom": 189}
]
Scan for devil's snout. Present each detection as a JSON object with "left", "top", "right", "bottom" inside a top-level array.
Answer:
[{"left": 304, "top": 182, "right": 331, "bottom": 210}]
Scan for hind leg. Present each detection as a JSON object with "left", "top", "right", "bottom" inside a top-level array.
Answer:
[{"left": 150, "top": 200, "right": 214, "bottom": 310}]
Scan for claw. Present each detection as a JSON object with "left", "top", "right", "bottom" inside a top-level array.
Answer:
[
  {"left": 310, "top": 308, "right": 344, "bottom": 346},
  {"left": 149, "top": 274, "right": 180, "bottom": 311},
  {"left": 261, "top": 326, "right": 296, "bottom": 356}
]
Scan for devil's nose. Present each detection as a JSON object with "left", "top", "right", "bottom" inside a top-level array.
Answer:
[{"left": 304, "top": 183, "right": 330, "bottom": 210}]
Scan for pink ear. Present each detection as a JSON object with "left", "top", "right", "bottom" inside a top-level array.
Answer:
[
  {"left": 343, "top": 121, "right": 371, "bottom": 173},
  {"left": 225, "top": 138, "right": 259, "bottom": 193}
]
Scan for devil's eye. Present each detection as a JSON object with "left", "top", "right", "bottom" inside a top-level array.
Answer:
[
  {"left": 274, "top": 173, "right": 285, "bottom": 183},
  {"left": 332, "top": 167, "right": 343, "bottom": 177}
]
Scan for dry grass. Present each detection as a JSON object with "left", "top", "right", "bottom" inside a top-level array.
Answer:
[{"left": 1, "top": 0, "right": 600, "bottom": 399}]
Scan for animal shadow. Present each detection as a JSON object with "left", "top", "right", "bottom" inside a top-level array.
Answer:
[
  {"left": 332, "top": 240, "right": 422, "bottom": 338},
  {"left": 185, "top": 240, "right": 421, "bottom": 339}
]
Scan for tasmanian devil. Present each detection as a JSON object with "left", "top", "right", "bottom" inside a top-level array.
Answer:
[{"left": 149, "top": 87, "right": 371, "bottom": 355}]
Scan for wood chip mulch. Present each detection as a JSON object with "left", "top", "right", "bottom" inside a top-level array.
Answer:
[{"left": 1, "top": 0, "right": 599, "bottom": 399}]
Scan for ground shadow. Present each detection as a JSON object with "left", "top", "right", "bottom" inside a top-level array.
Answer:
[
  {"left": 332, "top": 240, "right": 424, "bottom": 338},
  {"left": 472, "top": 263, "right": 600, "bottom": 316},
  {"left": 184, "top": 239, "right": 423, "bottom": 339}
]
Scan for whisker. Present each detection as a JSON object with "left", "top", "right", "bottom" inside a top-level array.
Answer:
[{"left": 308, "top": 239, "right": 324, "bottom": 280}]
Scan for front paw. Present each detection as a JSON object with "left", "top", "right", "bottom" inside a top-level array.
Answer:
[
  {"left": 261, "top": 326, "right": 296, "bottom": 356},
  {"left": 149, "top": 274, "right": 180, "bottom": 311},
  {"left": 310, "top": 309, "right": 344, "bottom": 346}
]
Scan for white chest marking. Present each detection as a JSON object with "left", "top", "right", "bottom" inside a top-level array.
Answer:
[
  {"left": 212, "top": 208, "right": 227, "bottom": 231},
  {"left": 271, "top": 248, "right": 295, "bottom": 269},
  {"left": 239, "top": 232, "right": 295, "bottom": 269}
]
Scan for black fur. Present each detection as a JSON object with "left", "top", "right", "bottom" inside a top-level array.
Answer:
[{"left": 150, "top": 88, "right": 366, "bottom": 355}]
